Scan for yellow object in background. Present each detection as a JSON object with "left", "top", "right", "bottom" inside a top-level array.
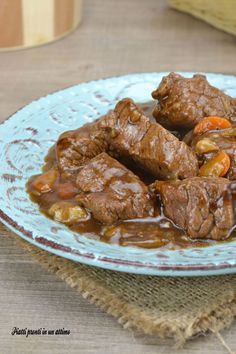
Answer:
[
  {"left": 0, "top": 0, "right": 82, "bottom": 51},
  {"left": 169, "top": 0, "right": 236, "bottom": 36}
]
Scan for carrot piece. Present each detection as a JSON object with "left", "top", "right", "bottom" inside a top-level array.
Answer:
[
  {"left": 57, "top": 182, "right": 78, "bottom": 199},
  {"left": 31, "top": 169, "right": 58, "bottom": 194},
  {"left": 193, "top": 116, "right": 232, "bottom": 136},
  {"left": 199, "top": 151, "right": 231, "bottom": 177}
]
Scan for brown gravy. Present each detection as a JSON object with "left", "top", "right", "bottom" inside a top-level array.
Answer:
[{"left": 27, "top": 102, "right": 236, "bottom": 250}]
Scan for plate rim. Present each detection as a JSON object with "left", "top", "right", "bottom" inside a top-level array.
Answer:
[
  {"left": 1, "top": 208, "right": 236, "bottom": 276},
  {"left": 1, "top": 71, "right": 236, "bottom": 276}
]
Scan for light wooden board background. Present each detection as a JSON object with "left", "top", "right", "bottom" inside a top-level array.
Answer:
[{"left": 0, "top": 1, "right": 236, "bottom": 353}]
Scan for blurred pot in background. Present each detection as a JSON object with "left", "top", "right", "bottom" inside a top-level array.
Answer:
[{"left": 0, "top": 0, "right": 82, "bottom": 51}]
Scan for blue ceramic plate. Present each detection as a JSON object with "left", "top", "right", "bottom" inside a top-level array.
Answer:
[{"left": 0, "top": 72, "right": 236, "bottom": 276}]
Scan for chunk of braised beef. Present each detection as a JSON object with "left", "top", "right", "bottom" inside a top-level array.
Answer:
[
  {"left": 56, "top": 98, "right": 199, "bottom": 180},
  {"left": 76, "top": 152, "right": 155, "bottom": 224},
  {"left": 56, "top": 112, "right": 116, "bottom": 172},
  {"left": 110, "top": 98, "right": 199, "bottom": 180},
  {"left": 152, "top": 72, "right": 236, "bottom": 129},
  {"left": 151, "top": 177, "right": 235, "bottom": 240}
]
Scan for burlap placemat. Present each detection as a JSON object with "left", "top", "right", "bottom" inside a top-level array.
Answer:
[{"left": 2, "top": 224, "right": 236, "bottom": 351}]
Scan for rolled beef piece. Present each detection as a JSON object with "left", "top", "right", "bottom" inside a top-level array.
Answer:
[
  {"left": 56, "top": 112, "right": 116, "bottom": 172},
  {"left": 76, "top": 153, "right": 155, "bottom": 224},
  {"left": 151, "top": 177, "right": 235, "bottom": 240},
  {"left": 110, "top": 98, "right": 199, "bottom": 180},
  {"left": 152, "top": 72, "right": 236, "bottom": 129}
]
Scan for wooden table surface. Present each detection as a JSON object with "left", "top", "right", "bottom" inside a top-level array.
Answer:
[{"left": 0, "top": 1, "right": 236, "bottom": 353}]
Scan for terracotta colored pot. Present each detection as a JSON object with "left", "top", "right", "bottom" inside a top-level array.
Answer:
[{"left": 0, "top": 0, "right": 82, "bottom": 51}]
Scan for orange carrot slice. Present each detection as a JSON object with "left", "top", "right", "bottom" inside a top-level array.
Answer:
[
  {"left": 199, "top": 151, "right": 231, "bottom": 177},
  {"left": 193, "top": 116, "right": 232, "bottom": 136},
  {"left": 57, "top": 182, "right": 78, "bottom": 199}
]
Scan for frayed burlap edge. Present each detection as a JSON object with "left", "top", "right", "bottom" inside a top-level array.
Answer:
[{"left": 2, "top": 224, "right": 236, "bottom": 351}]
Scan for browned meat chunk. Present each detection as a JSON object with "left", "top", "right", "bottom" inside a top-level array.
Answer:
[
  {"left": 56, "top": 98, "right": 198, "bottom": 180},
  {"left": 152, "top": 72, "right": 236, "bottom": 129},
  {"left": 191, "top": 128, "right": 236, "bottom": 180},
  {"left": 56, "top": 112, "right": 116, "bottom": 172},
  {"left": 110, "top": 98, "right": 199, "bottom": 180},
  {"left": 151, "top": 177, "right": 235, "bottom": 240},
  {"left": 76, "top": 152, "right": 155, "bottom": 224}
]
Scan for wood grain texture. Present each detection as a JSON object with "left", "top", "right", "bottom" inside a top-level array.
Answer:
[
  {"left": 22, "top": 0, "right": 54, "bottom": 47},
  {"left": 0, "top": 0, "right": 23, "bottom": 48},
  {"left": 55, "top": 0, "right": 75, "bottom": 37},
  {"left": 0, "top": 0, "right": 236, "bottom": 353}
]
